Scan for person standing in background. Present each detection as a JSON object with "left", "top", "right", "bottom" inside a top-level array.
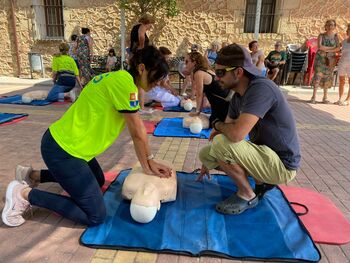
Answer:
[
  {"left": 129, "top": 14, "right": 155, "bottom": 55},
  {"left": 309, "top": 19, "right": 340, "bottom": 104},
  {"left": 130, "top": 14, "right": 155, "bottom": 111},
  {"left": 334, "top": 23, "right": 350, "bottom": 106},
  {"left": 76, "top": 27, "right": 94, "bottom": 86}
]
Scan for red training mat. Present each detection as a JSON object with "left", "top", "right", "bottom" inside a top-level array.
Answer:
[
  {"left": 280, "top": 185, "right": 350, "bottom": 244},
  {"left": 101, "top": 171, "right": 119, "bottom": 192},
  {"left": 52, "top": 98, "right": 72, "bottom": 105},
  {"left": 143, "top": 120, "right": 158, "bottom": 134},
  {"left": 0, "top": 116, "right": 28, "bottom": 126},
  {"left": 152, "top": 105, "right": 163, "bottom": 110}
]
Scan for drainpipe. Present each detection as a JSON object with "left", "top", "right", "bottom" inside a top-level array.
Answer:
[
  {"left": 120, "top": 7, "right": 125, "bottom": 69},
  {"left": 10, "top": 0, "right": 21, "bottom": 77},
  {"left": 254, "top": 0, "right": 262, "bottom": 40}
]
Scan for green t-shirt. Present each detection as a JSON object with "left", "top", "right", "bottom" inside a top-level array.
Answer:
[
  {"left": 49, "top": 70, "right": 140, "bottom": 161},
  {"left": 52, "top": 55, "right": 79, "bottom": 76},
  {"left": 266, "top": 50, "right": 287, "bottom": 63}
]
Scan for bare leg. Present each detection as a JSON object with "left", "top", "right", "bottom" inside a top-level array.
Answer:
[
  {"left": 310, "top": 82, "right": 319, "bottom": 102},
  {"left": 344, "top": 77, "right": 350, "bottom": 102},
  {"left": 337, "top": 76, "right": 346, "bottom": 102},
  {"left": 269, "top": 68, "right": 279, "bottom": 81},
  {"left": 217, "top": 160, "right": 255, "bottom": 200},
  {"left": 322, "top": 88, "right": 329, "bottom": 102}
]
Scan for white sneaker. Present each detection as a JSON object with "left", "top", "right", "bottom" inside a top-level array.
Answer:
[
  {"left": 15, "top": 165, "right": 37, "bottom": 188},
  {"left": 69, "top": 88, "right": 79, "bottom": 102},
  {"left": 139, "top": 108, "right": 154, "bottom": 114},
  {"left": 2, "top": 180, "right": 30, "bottom": 227}
]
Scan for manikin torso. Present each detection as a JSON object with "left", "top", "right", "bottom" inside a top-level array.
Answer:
[{"left": 122, "top": 160, "right": 177, "bottom": 223}]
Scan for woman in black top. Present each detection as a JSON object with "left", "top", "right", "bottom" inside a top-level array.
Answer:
[
  {"left": 129, "top": 14, "right": 155, "bottom": 54},
  {"left": 185, "top": 51, "right": 231, "bottom": 126}
]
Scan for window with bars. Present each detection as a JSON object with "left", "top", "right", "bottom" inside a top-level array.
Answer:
[
  {"left": 32, "top": 0, "right": 64, "bottom": 40},
  {"left": 244, "top": 0, "right": 276, "bottom": 33}
]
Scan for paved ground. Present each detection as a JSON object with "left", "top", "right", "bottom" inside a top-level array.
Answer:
[{"left": 0, "top": 79, "right": 350, "bottom": 263}]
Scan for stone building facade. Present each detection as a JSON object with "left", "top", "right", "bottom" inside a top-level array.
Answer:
[{"left": 1, "top": 0, "right": 350, "bottom": 77}]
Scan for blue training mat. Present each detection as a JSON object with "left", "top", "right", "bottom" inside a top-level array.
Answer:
[
  {"left": 163, "top": 105, "right": 211, "bottom": 114},
  {"left": 153, "top": 117, "right": 212, "bottom": 139},
  {"left": 0, "top": 95, "right": 51, "bottom": 106},
  {"left": 0, "top": 112, "right": 28, "bottom": 124},
  {"left": 80, "top": 170, "right": 321, "bottom": 262}
]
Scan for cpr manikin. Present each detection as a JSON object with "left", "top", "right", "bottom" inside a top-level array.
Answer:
[
  {"left": 122, "top": 160, "right": 177, "bottom": 223},
  {"left": 180, "top": 98, "right": 196, "bottom": 111},
  {"left": 22, "top": 90, "right": 49, "bottom": 103},
  {"left": 183, "top": 114, "right": 209, "bottom": 134}
]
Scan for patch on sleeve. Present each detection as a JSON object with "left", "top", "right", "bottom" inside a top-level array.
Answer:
[{"left": 129, "top": 92, "right": 139, "bottom": 107}]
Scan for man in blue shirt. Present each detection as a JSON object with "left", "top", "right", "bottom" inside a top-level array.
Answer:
[{"left": 198, "top": 44, "right": 300, "bottom": 215}]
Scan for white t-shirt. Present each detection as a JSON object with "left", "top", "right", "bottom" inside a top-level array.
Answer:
[
  {"left": 251, "top": 50, "right": 266, "bottom": 70},
  {"left": 106, "top": 56, "right": 117, "bottom": 67}
]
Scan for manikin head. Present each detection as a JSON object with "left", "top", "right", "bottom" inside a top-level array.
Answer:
[{"left": 129, "top": 182, "right": 161, "bottom": 223}]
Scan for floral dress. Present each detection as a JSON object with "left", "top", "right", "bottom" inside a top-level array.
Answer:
[
  {"left": 76, "top": 35, "right": 92, "bottom": 85},
  {"left": 312, "top": 33, "right": 339, "bottom": 89}
]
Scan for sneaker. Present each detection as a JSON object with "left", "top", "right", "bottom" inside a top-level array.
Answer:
[
  {"left": 139, "top": 108, "right": 154, "bottom": 114},
  {"left": 69, "top": 88, "right": 79, "bottom": 102},
  {"left": 2, "top": 180, "right": 30, "bottom": 227},
  {"left": 15, "top": 165, "right": 37, "bottom": 188}
]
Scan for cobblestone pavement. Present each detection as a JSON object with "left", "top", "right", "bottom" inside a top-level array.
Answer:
[{"left": 0, "top": 82, "right": 349, "bottom": 263}]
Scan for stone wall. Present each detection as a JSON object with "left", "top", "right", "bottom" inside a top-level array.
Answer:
[{"left": 0, "top": 0, "right": 350, "bottom": 77}]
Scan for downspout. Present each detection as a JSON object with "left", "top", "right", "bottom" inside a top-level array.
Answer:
[{"left": 10, "top": 0, "right": 21, "bottom": 77}]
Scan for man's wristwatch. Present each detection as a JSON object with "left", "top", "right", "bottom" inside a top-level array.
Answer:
[{"left": 147, "top": 154, "right": 154, "bottom": 160}]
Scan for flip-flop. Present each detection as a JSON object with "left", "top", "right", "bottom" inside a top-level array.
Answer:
[
  {"left": 339, "top": 101, "right": 349, "bottom": 106},
  {"left": 322, "top": 99, "right": 331, "bottom": 104},
  {"left": 216, "top": 193, "right": 258, "bottom": 215}
]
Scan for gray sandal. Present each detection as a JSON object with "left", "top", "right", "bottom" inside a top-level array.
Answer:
[{"left": 216, "top": 193, "right": 259, "bottom": 215}]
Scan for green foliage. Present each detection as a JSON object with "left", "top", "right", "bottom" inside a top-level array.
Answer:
[{"left": 118, "top": 0, "right": 179, "bottom": 17}]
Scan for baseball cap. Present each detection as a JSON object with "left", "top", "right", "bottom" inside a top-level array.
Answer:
[{"left": 215, "top": 43, "right": 261, "bottom": 77}]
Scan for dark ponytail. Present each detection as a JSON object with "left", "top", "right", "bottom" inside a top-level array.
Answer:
[{"left": 128, "top": 46, "right": 169, "bottom": 84}]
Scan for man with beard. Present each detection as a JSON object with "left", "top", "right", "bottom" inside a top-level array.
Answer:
[{"left": 198, "top": 44, "right": 300, "bottom": 215}]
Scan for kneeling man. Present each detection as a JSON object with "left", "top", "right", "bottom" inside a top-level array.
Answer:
[{"left": 198, "top": 44, "right": 300, "bottom": 215}]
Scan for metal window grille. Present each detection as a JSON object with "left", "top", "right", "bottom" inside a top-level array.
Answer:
[
  {"left": 244, "top": 0, "right": 276, "bottom": 33},
  {"left": 32, "top": 0, "right": 64, "bottom": 40}
]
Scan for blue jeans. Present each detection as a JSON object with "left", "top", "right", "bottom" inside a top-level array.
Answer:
[
  {"left": 47, "top": 84, "right": 74, "bottom": 102},
  {"left": 28, "top": 129, "right": 106, "bottom": 226}
]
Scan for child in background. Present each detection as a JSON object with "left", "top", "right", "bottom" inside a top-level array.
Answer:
[{"left": 106, "top": 48, "right": 117, "bottom": 72}]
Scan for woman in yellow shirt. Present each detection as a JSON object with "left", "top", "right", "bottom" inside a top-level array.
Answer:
[
  {"left": 2, "top": 46, "right": 172, "bottom": 227},
  {"left": 47, "top": 43, "right": 82, "bottom": 102}
]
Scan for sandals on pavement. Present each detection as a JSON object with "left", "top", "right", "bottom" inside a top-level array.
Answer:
[
  {"left": 216, "top": 193, "right": 258, "bottom": 215},
  {"left": 339, "top": 100, "right": 349, "bottom": 106},
  {"left": 308, "top": 98, "right": 317, "bottom": 104},
  {"left": 322, "top": 99, "right": 331, "bottom": 104}
]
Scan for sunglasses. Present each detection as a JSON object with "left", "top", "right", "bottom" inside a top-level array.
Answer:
[{"left": 215, "top": 67, "right": 238, "bottom": 78}]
